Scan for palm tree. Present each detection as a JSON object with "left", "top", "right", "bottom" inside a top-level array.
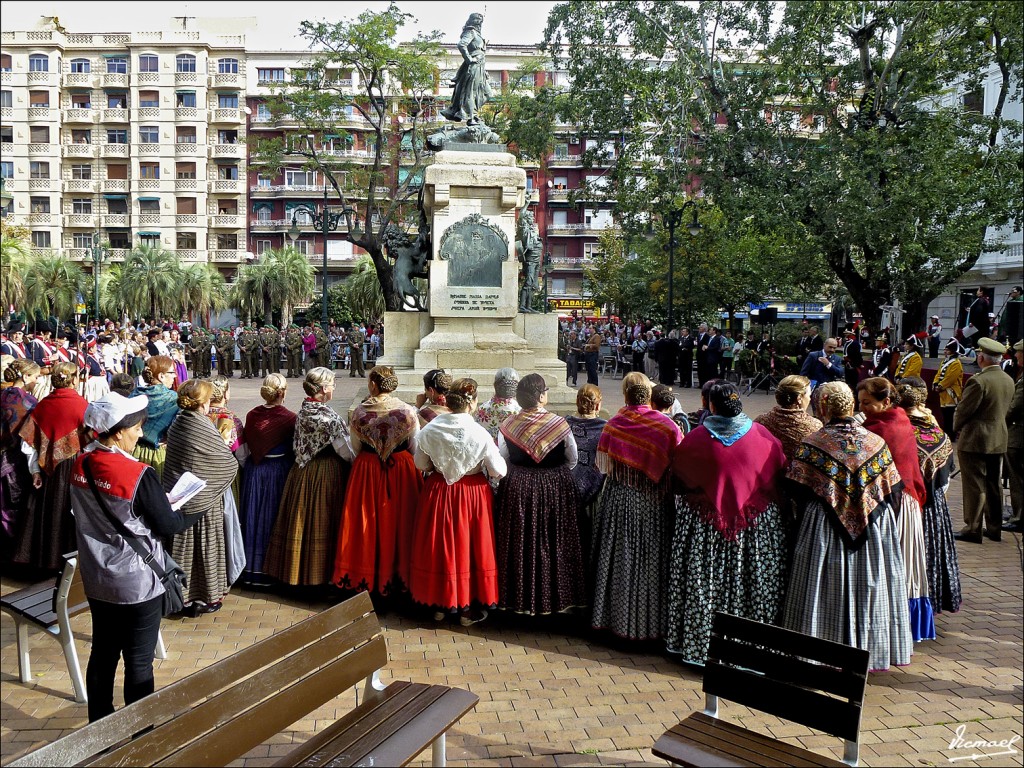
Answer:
[
  {"left": 124, "top": 245, "right": 181, "bottom": 321},
  {"left": 178, "top": 263, "right": 228, "bottom": 326},
  {"left": 0, "top": 221, "right": 31, "bottom": 313},
  {"left": 99, "top": 263, "right": 130, "bottom": 322},
  {"left": 272, "top": 247, "right": 315, "bottom": 327},
  {"left": 344, "top": 256, "right": 385, "bottom": 324},
  {"left": 23, "top": 254, "right": 85, "bottom": 322}
]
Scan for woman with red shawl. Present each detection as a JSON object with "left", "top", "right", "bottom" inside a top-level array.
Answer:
[
  {"left": 496, "top": 373, "right": 586, "bottom": 615},
  {"left": 591, "top": 372, "right": 683, "bottom": 641},
  {"left": 333, "top": 366, "right": 421, "bottom": 597},
  {"left": 858, "top": 376, "right": 934, "bottom": 642},
  {"left": 667, "top": 381, "right": 788, "bottom": 664},
  {"left": 14, "top": 362, "right": 89, "bottom": 570},
  {"left": 240, "top": 374, "right": 296, "bottom": 586}
]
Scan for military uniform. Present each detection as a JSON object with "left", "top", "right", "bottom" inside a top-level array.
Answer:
[
  {"left": 348, "top": 328, "right": 365, "bottom": 377},
  {"left": 215, "top": 329, "right": 235, "bottom": 378},
  {"left": 188, "top": 331, "right": 205, "bottom": 377},
  {"left": 199, "top": 328, "right": 213, "bottom": 377},
  {"left": 313, "top": 326, "right": 330, "bottom": 370},
  {"left": 285, "top": 325, "right": 303, "bottom": 377},
  {"left": 237, "top": 327, "right": 256, "bottom": 379}
]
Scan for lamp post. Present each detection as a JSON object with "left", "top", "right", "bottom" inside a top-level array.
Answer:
[
  {"left": 91, "top": 231, "right": 108, "bottom": 328},
  {"left": 661, "top": 200, "right": 702, "bottom": 330},
  {"left": 287, "top": 186, "right": 346, "bottom": 335},
  {"left": 542, "top": 250, "right": 554, "bottom": 314}
]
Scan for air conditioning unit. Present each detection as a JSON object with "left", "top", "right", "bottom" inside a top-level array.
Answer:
[{"left": 568, "top": 135, "right": 579, "bottom": 145}]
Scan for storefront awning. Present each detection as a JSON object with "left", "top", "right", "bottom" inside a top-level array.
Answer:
[
  {"left": 137, "top": 231, "right": 161, "bottom": 236},
  {"left": 137, "top": 196, "right": 160, "bottom": 201},
  {"left": 102, "top": 194, "right": 127, "bottom": 199}
]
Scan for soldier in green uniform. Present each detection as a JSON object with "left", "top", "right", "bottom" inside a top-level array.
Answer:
[
  {"left": 215, "top": 328, "right": 235, "bottom": 378},
  {"left": 200, "top": 327, "right": 213, "bottom": 377},
  {"left": 258, "top": 325, "right": 278, "bottom": 377},
  {"left": 285, "top": 323, "right": 303, "bottom": 378},
  {"left": 188, "top": 328, "right": 205, "bottom": 377},
  {"left": 348, "top": 324, "right": 366, "bottom": 378},
  {"left": 237, "top": 326, "right": 255, "bottom": 379},
  {"left": 313, "top": 325, "right": 330, "bottom": 371}
]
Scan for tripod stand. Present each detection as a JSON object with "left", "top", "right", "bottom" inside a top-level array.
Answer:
[{"left": 743, "top": 323, "right": 782, "bottom": 395}]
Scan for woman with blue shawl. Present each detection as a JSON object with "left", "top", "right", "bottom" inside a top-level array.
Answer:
[{"left": 130, "top": 356, "right": 179, "bottom": 479}]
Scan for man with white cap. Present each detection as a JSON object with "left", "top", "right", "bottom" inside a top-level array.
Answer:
[
  {"left": 69, "top": 392, "right": 191, "bottom": 721},
  {"left": 953, "top": 337, "right": 1014, "bottom": 543}
]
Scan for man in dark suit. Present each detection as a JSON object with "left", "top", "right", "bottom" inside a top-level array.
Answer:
[
  {"left": 953, "top": 336, "right": 1015, "bottom": 542},
  {"left": 677, "top": 328, "right": 695, "bottom": 387},
  {"left": 964, "top": 286, "right": 992, "bottom": 349},
  {"left": 807, "top": 325, "right": 825, "bottom": 355},
  {"left": 706, "top": 327, "right": 724, "bottom": 381},
  {"left": 799, "top": 337, "right": 845, "bottom": 386},
  {"left": 655, "top": 331, "right": 679, "bottom": 385},
  {"left": 842, "top": 327, "right": 863, "bottom": 394},
  {"left": 1003, "top": 339, "right": 1023, "bottom": 533},
  {"left": 695, "top": 323, "right": 712, "bottom": 385},
  {"left": 796, "top": 326, "right": 812, "bottom": 369}
]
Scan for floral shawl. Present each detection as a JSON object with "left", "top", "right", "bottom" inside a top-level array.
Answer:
[
  {"left": 244, "top": 405, "right": 296, "bottom": 465},
  {"left": 294, "top": 399, "right": 349, "bottom": 468},
  {"left": 754, "top": 406, "right": 823, "bottom": 461},
  {"left": 130, "top": 383, "right": 179, "bottom": 447},
  {"left": 1, "top": 386, "right": 37, "bottom": 449},
  {"left": 499, "top": 408, "right": 572, "bottom": 464},
  {"left": 475, "top": 396, "right": 522, "bottom": 442},
  {"left": 350, "top": 395, "right": 418, "bottom": 461},
  {"left": 908, "top": 412, "right": 954, "bottom": 501},
  {"left": 18, "top": 387, "right": 89, "bottom": 475},
  {"left": 596, "top": 404, "right": 682, "bottom": 486},
  {"left": 787, "top": 419, "right": 903, "bottom": 549},
  {"left": 418, "top": 402, "right": 450, "bottom": 428}
]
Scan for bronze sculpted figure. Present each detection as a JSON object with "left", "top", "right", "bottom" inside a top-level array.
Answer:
[
  {"left": 441, "top": 13, "right": 491, "bottom": 126},
  {"left": 516, "top": 208, "right": 543, "bottom": 313}
]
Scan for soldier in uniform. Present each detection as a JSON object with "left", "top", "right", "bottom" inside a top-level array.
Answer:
[
  {"left": 284, "top": 323, "right": 304, "bottom": 377},
  {"left": 215, "top": 328, "right": 235, "bottom": 378},
  {"left": 188, "top": 328, "right": 205, "bottom": 377},
  {"left": 199, "top": 327, "right": 213, "bottom": 377},
  {"left": 258, "top": 326, "right": 273, "bottom": 377},
  {"left": 314, "top": 325, "right": 330, "bottom": 371},
  {"left": 871, "top": 335, "right": 892, "bottom": 378},
  {"left": 348, "top": 324, "right": 366, "bottom": 377},
  {"left": 237, "top": 326, "right": 255, "bottom": 379}
]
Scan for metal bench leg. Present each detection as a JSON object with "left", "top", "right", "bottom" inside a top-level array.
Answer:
[
  {"left": 358, "top": 669, "right": 386, "bottom": 705},
  {"left": 155, "top": 630, "right": 167, "bottom": 660},
  {"left": 703, "top": 692, "right": 719, "bottom": 718},
  {"left": 843, "top": 739, "right": 859, "bottom": 766},
  {"left": 431, "top": 731, "right": 446, "bottom": 767},
  {"left": 16, "top": 621, "right": 31, "bottom": 683},
  {"left": 57, "top": 604, "right": 87, "bottom": 703}
]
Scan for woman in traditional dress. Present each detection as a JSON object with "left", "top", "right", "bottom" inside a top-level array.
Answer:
[
  {"left": 440, "top": 13, "right": 492, "bottom": 126},
  {"left": 411, "top": 378, "right": 507, "bottom": 625},
  {"left": 666, "top": 381, "right": 788, "bottom": 664},
  {"left": 565, "top": 384, "right": 607, "bottom": 561},
  {"left": 753, "top": 375, "right": 823, "bottom": 461},
  {"left": 333, "top": 366, "right": 421, "bottom": 596},
  {"left": 240, "top": 373, "right": 296, "bottom": 586},
  {"left": 1, "top": 360, "right": 40, "bottom": 548},
  {"left": 783, "top": 381, "right": 912, "bottom": 671},
  {"left": 129, "top": 355, "right": 179, "bottom": 479},
  {"left": 896, "top": 377, "right": 962, "bottom": 614},
  {"left": 162, "top": 379, "right": 238, "bottom": 616},
  {"left": 591, "top": 372, "right": 683, "bottom": 641},
  {"left": 167, "top": 329, "right": 188, "bottom": 386},
  {"left": 416, "top": 369, "right": 451, "bottom": 427},
  {"left": 496, "top": 373, "right": 587, "bottom": 615},
  {"left": 933, "top": 338, "right": 964, "bottom": 437},
  {"left": 206, "top": 375, "right": 247, "bottom": 587},
  {"left": 14, "top": 362, "right": 89, "bottom": 571},
  {"left": 859, "top": 376, "right": 934, "bottom": 642},
  {"left": 475, "top": 367, "right": 521, "bottom": 441},
  {"left": 265, "top": 367, "right": 353, "bottom": 587},
  {"left": 651, "top": 384, "right": 690, "bottom": 434}
]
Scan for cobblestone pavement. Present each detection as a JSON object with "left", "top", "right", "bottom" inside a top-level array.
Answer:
[{"left": 2, "top": 371, "right": 1021, "bottom": 767}]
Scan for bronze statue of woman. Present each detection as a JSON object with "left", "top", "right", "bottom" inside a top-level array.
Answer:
[{"left": 441, "top": 13, "right": 492, "bottom": 126}]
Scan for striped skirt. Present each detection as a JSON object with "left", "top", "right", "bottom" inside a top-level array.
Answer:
[
  {"left": 171, "top": 499, "right": 228, "bottom": 606},
  {"left": 896, "top": 494, "right": 936, "bottom": 641}
]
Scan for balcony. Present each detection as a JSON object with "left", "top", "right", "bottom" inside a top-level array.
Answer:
[
  {"left": 27, "top": 212, "right": 52, "bottom": 224},
  {"left": 65, "top": 213, "right": 98, "bottom": 228},
  {"left": 175, "top": 71, "right": 198, "bottom": 85},
  {"left": 137, "top": 213, "right": 161, "bottom": 225},
  {"left": 100, "top": 73, "right": 128, "bottom": 88},
  {"left": 28, "top": 178, "right": 56, "bottom": 191},
  {"left": 63, "top": 179, "right": 98, "bottom": 193},
  {"left": 175, "top": 106, "right": 201, "bottom": 120},
  {"left": 27, "top": 71, "right": 56, "bottom": 86},
  {"left": 176, "top": 214, "right": 198, "bottom": 225},
  {"left": 210, "top": 214, "right": 244, "bottom": 228},
  {"left": 0, "top": 107, "right": 10, "bottom": 120},
  {"left": 101, "top": 214, "right": 130, "bottom": 227},
  {"left": 101, "top": 179, "right": 129, "bottom": 193},
  {"left": 62, "top": 108, "right": 95, "bottom": 123},
  {"left": 137, "top": 178, "right": 161, "bottom": 190},
  {"left": 175, "top": 178, "right": 198, "bottom": 191},
  {"left": 249, "top": 184, "right": 329, "bottom": 195},
  {"left": 62, "top": 143, "right": 98, "bottom": 158},
  {"left": 174, "top": 249, "right": 205, "bottom": 262},
  {"left": 100, "top": 143, "right": 129, "bottom": 157},
  {"left": 208, "top": 72, "right": 241, "bottom": 89},
  {"left": 547, "top": 188, "right": 571, "bottom": 202},
  {"left": 211, "top": 180, "right": 243, "bottom": 193},
  {"left": 27, "top": 107, "right": 52, "bottom": 120},
  {"left": 547, "top": 222, "right": 611, "bottom": 236},
  {"left": 137, "top": 143, "right": 161, "bottom": 156},
  {"left": 251, "top": 219, "right": 290, "bottom": 230},
  {"left": 175, "top": 142, "right": 199, "bottom": 155},
  {"left": 27, "top": 143, "right": 53, "bottom": 155},
  {"left": 211, "top": 108, "right": 242, "bottom": 124},
  {"left": 63, "top": 72, "right": 97, "bottom": 88},
  {"left": 136, "top": 72, "right": 160, "bottom": 85},
  {"left": 210, "top": 249, "right": 246, "bottom": 262},
  {"left": 211, "top": 143, "right": 242, "bottom": 159},
  {"left": 547, "top": 153, "right": 581, "bottom": 167},
  {"left": 137, "top": 107, "right": 161, "bottom": 120},
  {"left": 102, "top": 108, "right": 129, "bottom": 122}
]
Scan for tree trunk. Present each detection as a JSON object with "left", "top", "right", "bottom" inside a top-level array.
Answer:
[
  {"left": 263, "top": 291, "right": 272, "bottom": 327},
  {"left": 901, "top": 298, "right": 931, "bottom": 337},
  {"left": 367, "top": 243, "right": 400, "bottom": 312}
]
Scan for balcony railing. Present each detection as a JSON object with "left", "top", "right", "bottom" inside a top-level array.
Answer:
[
  {"left": 175, "top": 142, "right": 199, "bottom": 154},
  {"left": 212, "top": 180, "right": 243, "bottom": 192},
  {"left": 65, "top": 213, "right": 98, "bottom": 227},
  {"left": 175, "top": 178, "right": 197, "bottom": 190},
  {"left": 102, "top": 108, "right": 129, "bottom": 122},
  {"left": 27, "top": 107, "right": 52, "bottom": 120},
  {"left": 27, "top": 143, "right": 52, "bottom": 155},
  {"left": 100, "top": 73, "right": 128, "bottom": 88},
  {"left": 175, "top": 71, "right": 198, "bottom": 85},
  {"left": 249, "top": 184, "right": 325, "bottom": 194},
  {"left": 211, "top": 108, "right": 242, "bottom": 123},
  {"left": 101, "top": 214, "right": 129, "bottom": 227},
  {"left": 62, "top": 143, "right": 98, "bottom": 158},
  {"left": 100, "top": 143, "right": 129, "bottom": 157},
  {"left": 136, "top": 72, "right": 160, "bottom": 84},
  {"left": 176, "top": 214, "right": 198, "bottom": 225},
  {"left": 27, "top": 212, "right": 52, "bottom": 224},
  {"left": 101, "top": 179, "right": 129, "bottom": 193},
  {"left": 210, "top": 249, "right": 246, "bottom": 262},
  {"left": 29, "top": 178, "right": 56, "bottom": 190},
  {"left": 547, "top": 222, "right": 612, "bottom": 235},
  {"left": 210, "top": 214, "right": 244, "bottom": 228},
  {"left": 211, "top": 144, "right": 242, "bottom": 158},
  {"left": 63, "top": 179, "right": 98, "bottom": 192},
  {"left": 63, "top": 72, "right": 96, "bottom": 88},
  {"left": 62, "top": 108, "right": 95, "bottom": 123},
  {"left": 137, "top": 213, "right": 161, "bottom": 225},
  {"left": 137, "top": 143, "right": 161, "bottom": 155},
  {"left": 208, "top": 72, "right": 241, "bottom": 88},
  {"left": 137, "top": 107, "right": 161, "bottom": 119}
]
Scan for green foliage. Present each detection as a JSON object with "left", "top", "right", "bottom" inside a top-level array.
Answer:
[
  {"left": 230, "top": 248, "right": 316, "bottom": 326},
  {"left": 1, "top": 220, "right": 31, "bottom": 312},
  {"left": 344, "top": 255, "right": 386, "bottom": 323},
  {"left": 305, "top": 284, "right": 354, "bottom": 327},
  {"left": 22, "top": 254, "right": 85, "bottom": 322}
]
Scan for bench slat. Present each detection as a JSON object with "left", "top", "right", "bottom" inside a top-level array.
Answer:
[
  {"left": 712, "top": 613, "right": 869, "bottom": 671},
  {"left": 2, "top": 589, "right": 55, "bottom": 620}
]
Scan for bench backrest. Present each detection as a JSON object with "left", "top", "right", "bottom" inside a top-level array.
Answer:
[
  {"left": 53, "top": 552, "right": 89, "bottom": 619},
  {"left": 704, "top": 612, "right": 870, "bottom": 743},
  {"left": 12, "top": 591, "right": 387, "bottom": 768}
]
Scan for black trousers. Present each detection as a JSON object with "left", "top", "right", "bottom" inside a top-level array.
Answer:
[
  {"left": 86, "top": 595, "right": 163, "bottom": 722},
  {"left": 585, "top": 351, "right": 599, "bottom": 385}
]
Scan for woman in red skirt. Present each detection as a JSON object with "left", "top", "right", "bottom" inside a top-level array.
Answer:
[
  {"left": 333, "top": 366, "right": 421, "bottom": 596},
  {"left": 410, "top": 378, "right": 507, "bottom": 626}
]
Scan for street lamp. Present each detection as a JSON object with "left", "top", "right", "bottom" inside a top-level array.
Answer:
[
  {"left": 661, "top": 200, "right": 702, "bottom": 330},
  {"left": 287, "top": 185, "right": 346, "bottom": 334},
  {"left": 542, "top": 250, "right": 554, "bottom": 314},
  {"left": 91, "top": 231, "right": 108, "bottom": 328}
]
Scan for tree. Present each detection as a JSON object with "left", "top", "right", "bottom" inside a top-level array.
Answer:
[
  {"left": 22, "top": 254, "right": 84, "bottom": 322},
  {"left": 544, "top": 1, "right": 1023, "bottom": 331},
  {"left": 273, "top": 247, "right": 316, "bottom": 327},
  {"left": 344, "top": 255, "right": 386, "bottom": 323},
  {"left": 229, "top": 249, "right": 316, "bottom": 327},
  {"left": 306, "top": 284, "right": 354, "bottom": 327},
  {"left": 123, "top": 245, "right": 181, "bottom": 320},
  {"left": 250, "top": 3, "right": 443, "bottom": 312},
  {"left": 1, "top": 219, "right": 30, "bottom": 313},
  {"left": 178, "top": 263, "right": 228, "bottom": 326}
]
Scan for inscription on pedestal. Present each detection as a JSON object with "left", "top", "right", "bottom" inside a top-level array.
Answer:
[
  {"left": 438, "top": 213, "right": 509, "bottom": 289},
  {"left": 449, "top": 291, "right": 501, "bottom": 313}
]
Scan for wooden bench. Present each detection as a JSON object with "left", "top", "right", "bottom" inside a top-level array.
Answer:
[
  {"left": 0, "top": 552, "right": 166, "bottom": 704},
  {"left": 654, "top": 612, "right": 870, "bottom": 767},
  {"left": 10, "top": 591, "right": 478, "bottom": 768}
]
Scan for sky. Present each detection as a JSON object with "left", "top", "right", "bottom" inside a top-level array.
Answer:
[{"left": 0, "top": 0, "right": 559, "bottom": 49}]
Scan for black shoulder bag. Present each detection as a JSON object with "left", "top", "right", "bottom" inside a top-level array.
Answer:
[{"left": 82, "top": 455, "right": 187, "bottom": 617}]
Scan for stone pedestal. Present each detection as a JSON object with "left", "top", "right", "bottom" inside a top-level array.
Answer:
[{"left": 375, "top": 147, "right": 576, "bottom": 413}]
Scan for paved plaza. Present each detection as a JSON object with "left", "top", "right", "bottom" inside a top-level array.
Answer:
[{"left": 1, "top": 371, "right": 1021, "bottom": 767}]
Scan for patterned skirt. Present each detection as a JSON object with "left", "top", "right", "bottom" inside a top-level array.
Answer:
[
  {"left": 409, "top": 472, "right": 498, "bottom": 612},
  {"left": 171, "top": 499, "right": 228, "bottom": 606},
  {"left": 896, "top": 494, "right": 935, "bottom": 641},
  {"left": 922, "top": 487, "right": 962, "bottom": 613},
  {"left": 333, "top": 450, "right": 421, "bottom": 596},
  {"left": 133, "top": 443, "right": 166, "bottom": 481},
  {"left": 12, "top": 456, "right": 77, "bottom": 572},
  {"left": 495, "top": 463, "right": 587, "bottom": 615},
  {"left": 590, "top": 476, "right": 672, "bottom": 641},
  {"left": 239, "top": 454, "right": 292, "bottom": 579},
  {"left": 782, "top": 500, "right": 913, "bottom": 671},
  {"left": 666, "top": 501, "right": 787, "bottom": 665},
  {"left": 264, "top": 451, "right": 349, "bottom": 586},
  {"left": 0, "top": 442, "right": 32, "bottom": 541}
]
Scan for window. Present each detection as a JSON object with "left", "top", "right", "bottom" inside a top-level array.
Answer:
[
  {"left": 553, "top": 175, "right": 568, "bottom": 188},
  {"left": 218, "top": 200, "right": 238, "bottom": 215},
  {"left": 29, "top": 126, "right": 50, "bottom": 143},
  {"left": 175, "top": 162, "right": 196, "bottom": 179},
  {"left": 71, "top": 129, "right": 91, "bottom": 144},
  {"left": 73, "top": 232, "right": 93, "bottom": 248},
  {"left": 29, "top": 161, "right": 49, "bottom": 179},
  {"left": 549, "top": 244, "right": 567, "bottom": 260},
  {"left": 69, "top": 58, "right": 90, "bottom": 73},
  {"left": 106, "top": 163, "right": 128, "bottom": 180},
  {"left": 1, "top": 90, "right": 11, "bottom": 108},
  {"left": 285, "top": 169, "right": 315, "bottom": 187},
  {"left": 256, "top": 206, "right": 272, "bottom": 222},
  {"left": 106, "top": 57, "right": 127, "bottom": 74},
  {"left": 30, "top": 197, "right": 50, "bottom": 213},
  {"left": 218, "top": 58, "right": 238, "bottom": 74},
  {"left": 257, "top": 174, "right": 272, "bottom": 188},
  {"left": 107, "top": 128, "right": 127, "bottom": 144},
  {"left": 139, "top": 162, "right": 160, "bottom": 179},
  {"left": 29, "top": 91, "right": 49, "bottom": 107},
  {"left": 70, "top": 92, "right": 90, "bottom": 108},
  {"left": 139, "top": 199, "right": 160, "bottom": 213},
  {"left": 139, "top": 54, "right": 159, "bottom": 73},
  {"left": 139, "top": 125, "right": 159, "bottom": 143},
  {"left": 31, "top": 231, "right": 51, "bottom": 248},
  {"left": 72, "top": 198, "right": 93, "bottom": 214},
  {"left": 217, "top": 129, "right": 238, "bottom": 144},
  {"left": 175, "top": 54, "right": 196, "bottom": 73},
  {"left": 551, "top": 210, "right": 568, "bottom": 226},
  {"left": 29, "top": 54, "right": 49, "bottom": 72},
  {"left": 1, "top": 161, "right": 13, "bottom": 179},
  {"left": 550, "top": 278, "right": 567, "bottom": 295},
  {"left": 139, "top": 233, "right": 160, "bottom": 248},
  {"left": 71, "top": 164, "right": 92, "bottom": 180},
  {"left": 255, "top": 239, "right": 271, "bottom": 254},
  {"left": 292, "top": 206, "right": 313, "bottom": 225},
  {"left": 218, "top": 93, "right": 238, "bottom": 109},
  {"left": 177, "top": 232, "right": 197, "bottom": 249},
  {"left": 218, "top": 165, "right": 239, "bottom": 181},
  {"left": 176, "top": 198, "right": 197, "bottom": 214},
  {"left": 553, "top": 143, "right": 569, "bottom": 159},
  {"left": 175, "top": 127, "right": 196, "bottom": 144},
  {"left": 217, "top": 234, "right": 238, "bottom": 249},
  {"left": 256, "top": 103, "right": 272, "bottom": 121},
  {"left": 139, "top": 90, "right": 160, "bottom": 107},
  {"left": 963, "top": 88, "right": 984, "bottom": 113},
  {"left": 257, "top": 68, "right": 285, "bottom": 83},
  {"left": 0, "top": 126, "right": 10, "bottom": 143},
  {"left": 175, "top": 91, "right": 196, "bottom": 108},
  {"left": 107, "top": 93, "right": 127, "bottom": 108},
  {"left": 107, "top": 198, "right": 127, "bottom": 214},
  {"left": 291, "top": 239, "right": 309, "bottom": 255},
  {"left": 1, "top": 54, "right": 12, "bottom": 72}
]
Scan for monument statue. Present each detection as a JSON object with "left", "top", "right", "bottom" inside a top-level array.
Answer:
[
  {"left": 516, "top": 208, "right": 543, "bottom": 313},
  {"left": 438, "top": 213, "right": 509, "bottom": 288},
  {"left": 440, "top": 13, "right": 491, "bottom": 126},
  {"left": 384, "top": 193, "right": 431, "bottom": 311}
]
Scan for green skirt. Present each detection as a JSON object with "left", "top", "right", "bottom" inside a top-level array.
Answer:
[{"left": 133, "top": 443, "right": 166, "bottom": 481}]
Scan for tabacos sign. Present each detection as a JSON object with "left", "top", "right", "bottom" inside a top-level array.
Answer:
[{"left": 549, "top": 298, "right": 598, "bottom": 313}]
